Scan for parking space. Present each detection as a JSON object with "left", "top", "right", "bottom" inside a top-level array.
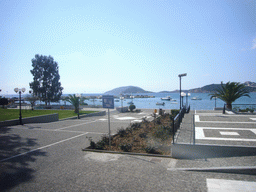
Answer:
[{"left": 194, "top": 110, "right": 256, "bottom": 146}]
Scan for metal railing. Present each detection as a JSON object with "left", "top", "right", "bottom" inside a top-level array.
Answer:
[
  {"left": 172, "top": 105, "right": 189, "bottom": 144},
  {"left": 223, "top": 104, "right": 256, "bottom": 114}
]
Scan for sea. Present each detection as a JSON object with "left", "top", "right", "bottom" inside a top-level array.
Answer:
[{"left": 5, "top": 92, "right": 256, "bottom": 110}]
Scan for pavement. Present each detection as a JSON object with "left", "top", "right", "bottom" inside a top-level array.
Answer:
[{"left": 0, "top": 108, "right": 256, "bottom": 191}]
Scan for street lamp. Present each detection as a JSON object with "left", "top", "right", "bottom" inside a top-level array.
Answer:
[
  {"left": 14, "top": 88, "right": 26, "bottom": 125},
  {"left": 186, "top": 92, "right": 191, "bottom": 107},
  {"left": 76, "top": 94, "right": 81, "bottom": 119},
  {"left": 178, "top": 73, "right": 187, "bottom": 109},
  {"left": 181, "top": 92, "right": 186, "bottom": 107}
]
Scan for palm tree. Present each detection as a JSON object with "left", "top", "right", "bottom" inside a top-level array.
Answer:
[
  {"left": 66, "top": 94, "right": 80, "bottom": 113},
  {"left": 209, "top": 82, "right": 250, "bottom": 110}
]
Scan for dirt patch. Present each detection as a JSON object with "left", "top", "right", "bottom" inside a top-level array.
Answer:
[{"left": 86, "top": 114, "right": 174, "bottom": 155}]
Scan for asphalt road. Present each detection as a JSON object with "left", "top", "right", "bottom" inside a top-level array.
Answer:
[{"left": 1, "top": 109, "right": 256, "bottom": 191}]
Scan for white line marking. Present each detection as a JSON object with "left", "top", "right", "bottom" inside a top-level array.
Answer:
[
  {"left": 196, "top": 121, "right": 256, "bottom": 124},
  {"left": 207, "top": 178, "right": 256, "bottom": 192},
  {"left": 0, "top": 133, "right": 88, "bottom": 162},
  {"left": 219, "top": 131, "right": 239, "bottom": 136},
  {"left": 196, "top": 127, "right": 256, "bottom": 141},
  {"left": 250, "top": 118, "right": 256, "bottom": 121},
  {"left": 195, "top": 115, "right": 200, "bottom": 122},
  {"left": 55, "top": 120, "right": 97, "bottom": 130}
]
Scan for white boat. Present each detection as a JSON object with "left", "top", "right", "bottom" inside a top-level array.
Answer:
[
  {"left": 191, "top": 96, "right": 202, "bottom": 100},
  {"left": 161, "top": 96, "right": 171, "bottom": 101},
  {"left": 156, "top": 102, "right": 165, "bottom": 105},
  {"left": 127, "top": 101, "right": 134, "bottom": 105}
]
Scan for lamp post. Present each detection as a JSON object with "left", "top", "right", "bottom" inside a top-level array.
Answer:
[
  {"left": 186, "top": 92, "right": 191, "bottom": 107},
  {"left": 178, "top": 73, "right": 187, "bottom": 109},
  {"left": 76, "top": 94, "right": 81, "bottom": 119},
  {"left": 14, "top": 88, "right": 26, "bottom": 125},
  {"left": 181, "top": 92, "right": 186, "bottom": 107},
  {"left": 120, "top": 94, "right": 124, "bottom": 113}
]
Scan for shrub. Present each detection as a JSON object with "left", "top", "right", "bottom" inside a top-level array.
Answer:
[
  {"left": 153, "top": 125, "right": 171, "bottom": 141},
  {"left": 119, "top": 143, "right": 133, "bottom": 152},
  {"left": 171, "top": 109, "right": 179, "bottom": 117},
  {"left": 117, "top": 128, "right": 127, "bottom": 137},
  {"left": 129, "top": 104, "right": 136, "bottom": 112},
  {"left": 144, "top": 146, "right": 160, "bottom": 154}
]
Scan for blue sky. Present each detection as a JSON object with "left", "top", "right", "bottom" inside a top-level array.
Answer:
[{"left": 0, "top": 0, "right": 255, "bottom": 95}]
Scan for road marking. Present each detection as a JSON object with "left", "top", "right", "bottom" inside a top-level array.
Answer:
[
  {"left": 55, "top": 120, "right": 97, "bottom": 130},
  {"left": 196, "top": 121, "right": 256, "bottom": 124},
  {"left": 250, "top": 118, "right": 256, "bottom": 121},
  {"left": 195, "top": 115, "right": 200, "bottom": 122},
  {"left": 196, "top": 127, "right": 256, "bottom": 141},
  {"left": 0, "top": 133, "right": 88, "bottom": 162},
  {"left": 207, "top": 178, "right": 256, "bottom": 192},
  {"left": 219, "top": 131, "right": 239, "bottom": 136}
]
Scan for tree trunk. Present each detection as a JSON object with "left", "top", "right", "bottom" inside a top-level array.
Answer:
[{"left": 226, "top": 103, "right": 232, "bottom": 110}]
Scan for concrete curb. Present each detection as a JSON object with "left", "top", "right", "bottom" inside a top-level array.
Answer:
[
  {"left": 82, "top": 148, "right": 173, "bottom": 158},
  {"left": 167, "top": 166, "right": 256, "bottom": 175}
]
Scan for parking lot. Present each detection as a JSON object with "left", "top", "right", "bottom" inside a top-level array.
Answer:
[{"left": 195, "top": 110, "right": 256, "bottom": 146}]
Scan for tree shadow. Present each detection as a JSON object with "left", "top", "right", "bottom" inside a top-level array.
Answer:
[{"left": 0, "top": 126, "right": 47, "bottom": 191}]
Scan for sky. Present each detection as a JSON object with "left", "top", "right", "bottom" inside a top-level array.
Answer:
[{"left": 0, "top": 0, "right": 255, "bottom": 95}]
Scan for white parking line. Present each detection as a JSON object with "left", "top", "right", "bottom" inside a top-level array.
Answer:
[
  {"left": 196, "top": 127, "right": 256, "bottom": 141},
  {"left": 195, "top": 115, "right": 200, "bottom": 122},
  {"left": 0, "top": 133, "right": 88, "bottom": 162}
]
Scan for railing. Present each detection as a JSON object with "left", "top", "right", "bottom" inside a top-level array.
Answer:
[
  {"left": 172, "top": 105, "right": 189, "bottom": 144},
  {"left": 223, "top": 104, "right": 256, "bottom": 114}
]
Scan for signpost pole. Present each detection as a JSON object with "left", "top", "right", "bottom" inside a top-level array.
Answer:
[{"left": 108, "top": 108, "right": 111, "bottom": 148}]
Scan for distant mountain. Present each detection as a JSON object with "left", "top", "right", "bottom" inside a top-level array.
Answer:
[
  {"left": 189, "top": 81, "right": 256, "bottom": 93},
  {"left": 104, "top": 86, "right": 152, "bottom": 95}
]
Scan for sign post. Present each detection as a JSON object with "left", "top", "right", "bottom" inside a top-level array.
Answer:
[{"left": 102, "top": 95, "right": 114, "bottom": 148}]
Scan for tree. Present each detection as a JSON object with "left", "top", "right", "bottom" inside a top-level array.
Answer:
[
  {"left": 0, "top": 98, "right": 8, "bottom": 109},
  {"left": 209, "top": 81, "right": 250, "bottom": 110},
  {"left": 26, "top": 94, "right": 38, "bottom": 110},
  {"left": 30, "top": 54, "right": 63, "bottom": 105},
  {"left": 65, "top": 94, "right": 80, "bottom": 113}
]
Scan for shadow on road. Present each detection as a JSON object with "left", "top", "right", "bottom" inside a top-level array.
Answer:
[{"left": 0, "top": 126, "right": 47, "bottom": 191}]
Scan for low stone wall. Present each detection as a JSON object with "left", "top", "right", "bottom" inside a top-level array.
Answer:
[
  {"left": 171, "top": 143, "right": 256, "bottom": 159},
  {"left": 0, "top": 113, "right": 59, "bottom": 127}
]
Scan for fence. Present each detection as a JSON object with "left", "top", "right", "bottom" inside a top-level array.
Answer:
[
  {"left": 223, "top": 104, "right": 256, "bottom": 114},
  {"left": 172, "top": 105, "right": 189, "bottom": 144}
]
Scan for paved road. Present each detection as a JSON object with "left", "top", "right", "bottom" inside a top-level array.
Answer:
[{"left": 1, "top": 109, "right": 256, "bottom": 191}]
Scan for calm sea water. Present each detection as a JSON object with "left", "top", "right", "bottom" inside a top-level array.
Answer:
[
  {"left": 7, "top": 92, "right": 256, "bottom": 110},
  {"left": 66, "top": 92, "right": 255, "bottom": 110}
]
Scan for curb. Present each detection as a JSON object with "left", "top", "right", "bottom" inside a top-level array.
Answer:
[
  {"left": 60, "top": 111, "right": 106, "bottom": 121},
  {"left": 82, "top": 148, "right": 173, "bottom": 158},
  {"left": 167, "top": 166, "right": 256, "bottom": 175}
]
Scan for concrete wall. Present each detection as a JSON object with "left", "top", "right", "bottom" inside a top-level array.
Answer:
[
  {"left": 171, "top": 143, "right": 256, "bottom": 159},
  {"left": 0, "top": 113, "right": 59, "bottom": 127}
]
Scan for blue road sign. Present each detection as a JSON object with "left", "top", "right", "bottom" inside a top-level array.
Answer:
[{"left": 102, "top": 95, "right": 114, "bottom": 109}]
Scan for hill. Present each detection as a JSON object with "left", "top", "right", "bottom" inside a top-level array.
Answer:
[
  {"left": 189, "top": 81, "right": 256, "bottom": 93},
  {"left": 104, "top": 86, "right": 152, "bottom": 95}
]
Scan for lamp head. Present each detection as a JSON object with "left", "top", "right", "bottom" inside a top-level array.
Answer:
[
  {"left": 178, "top": 73, "right": 187, "bottom": 77},
  {"left": 14, "top": 88, "right": 19, "bottom": 93}
]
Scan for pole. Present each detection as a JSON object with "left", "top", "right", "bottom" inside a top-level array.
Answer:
[
  {"left": 108, "top": 108, "right": 111, "bottom": 148},
  {"left": 179, "top": 76, "right": 181, "bottom": 110},
  {"left": 19, "top": 91, "right": 22, "bottom": 125}
]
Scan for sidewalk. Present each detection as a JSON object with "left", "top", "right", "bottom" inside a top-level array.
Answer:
[{"left": 174, "top": 110, "right": 195, "bottom": 144}]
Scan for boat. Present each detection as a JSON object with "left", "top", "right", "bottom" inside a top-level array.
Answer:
[
  {"left": 171, "top": 102, "right": 178, "bottom": 104},
  {"left": 156, "top": 102, "right": 165, "bottom": 105},
  {"left": 191, "top": 96, "right": 202, "bottom": 100},
  {"left": 127, "top": 101, "right": 134, "bottom": 105},
  {"left": 115, "top": 100, "right": 120, "bottom": 102},
  {"left": 161, "top": 96, "right": 171, "bottom": 101},
  {"left": 171, "top": 99, "right": 177, "bottom": 101}
]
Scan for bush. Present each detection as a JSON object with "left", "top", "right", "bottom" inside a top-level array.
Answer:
[
  {"left": 171, "top": 109, "right": 179, "bottom": 117},
  {"left": 153, "top": 125, "right": 171, "bottom": 141},
  {"left": 119, "top": 143, "right": 133, "bottom": 152},
  {"left": 129, "top": 104, "right": 136, "bottom": 112},
  {"left": 144, "top": 146, "right": 160, "bottom": 154},
  {"left": 117, "top": 128, "right": 127, "bottom": 137}
]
